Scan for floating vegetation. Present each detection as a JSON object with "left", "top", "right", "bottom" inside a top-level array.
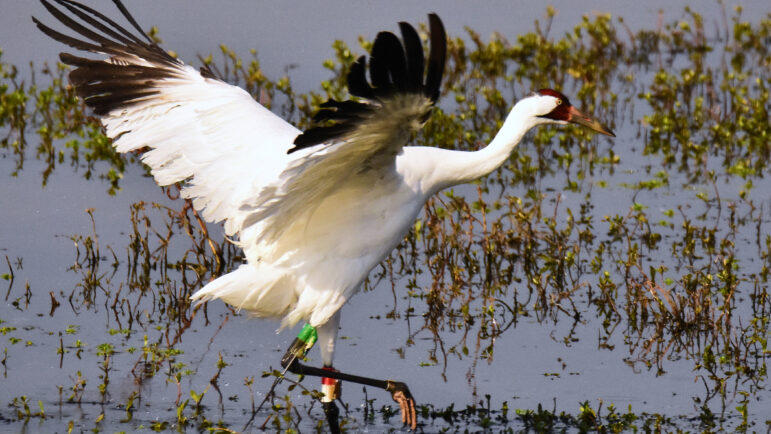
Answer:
[{"left": 1, "top": 5, "right": 769, "bottom": 432}]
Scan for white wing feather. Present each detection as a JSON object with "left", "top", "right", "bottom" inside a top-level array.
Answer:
[{"left": 101, "top": 65, "right": 300, "bottom": 237}]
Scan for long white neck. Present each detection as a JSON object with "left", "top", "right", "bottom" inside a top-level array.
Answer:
[{"left": 418, "top": 97, "right": 548, "bottom": 193}]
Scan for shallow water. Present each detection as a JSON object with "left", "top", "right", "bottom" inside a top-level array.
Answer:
[{"left": 2, "top": 1, "right": 770, "bottom": 432}]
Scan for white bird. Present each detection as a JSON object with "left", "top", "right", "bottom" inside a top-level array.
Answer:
[{"left": 35, "top": 0, "right": 614, "bottom": 430}]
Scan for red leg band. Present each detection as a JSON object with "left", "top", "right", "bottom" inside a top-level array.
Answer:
[{"left": 321, "top": 366, "right": 341, "bottom": 402}]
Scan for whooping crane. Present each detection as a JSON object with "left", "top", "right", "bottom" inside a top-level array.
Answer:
[{"left": 35, "top": 1, "right": 614, "bottom": 430}]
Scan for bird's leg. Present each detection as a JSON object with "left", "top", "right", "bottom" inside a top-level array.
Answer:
[
  {"left": 280, "top": 323, "right": 318, "bottom": 370},
  {"left": 279, "top": 324, "right": 341, "bottom": 433},
  {"left": 318, "top": 315, "right": 342, "bottom": 433},
  {"left": 283, "top": 358, "right": 417, "bottom": 429},
  {"left": 280, "top": 324, "right": 417, "bottom": 430},
  {"left": 321, "top": 366, "right": 341, "bottom": 433}
]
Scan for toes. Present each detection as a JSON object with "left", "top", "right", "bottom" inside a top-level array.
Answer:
[
  {"left": 393, "top": 390, "right": 416, "bottom": 429},
  {"left": 395, "top": 391, "right": 408, "bottom": 423},
  {"left": 388, "top": 381, "right": 417, "bottom": 430},
  {"left": 408, "top": 397, "right": 416, "bottom": 429}
]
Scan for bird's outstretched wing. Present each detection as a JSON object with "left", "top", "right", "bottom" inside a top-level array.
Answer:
[
  {"left": 241, "top": 14, "right": 447, "bottom": 246},
  {"left": 33, "top": 0, "right": 300, "bottom": 238},
  {"left": 36, "top": 0, "right": 446, "bottom": 264},
  {"left": 291, "top": 14, "right": 446, "bottom": 153}
]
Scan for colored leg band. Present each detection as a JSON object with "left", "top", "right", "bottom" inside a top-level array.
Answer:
[
  {"left": 281, "top": 324, "right": 318, "bottom": 368},
  {"left": 321, "top": 366, "right": 341, "bottom": 403},
  {"left": 297, "top": 323, "right": 318, "bottom": 350}
]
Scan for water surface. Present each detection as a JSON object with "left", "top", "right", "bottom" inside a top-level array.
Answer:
[{"left": 1, "top": 1, "right": 769, "bottom": 432}]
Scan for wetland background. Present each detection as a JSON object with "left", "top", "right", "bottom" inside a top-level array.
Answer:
[{"left": 1, "top": 1, "right": 769, "bottom": 432}]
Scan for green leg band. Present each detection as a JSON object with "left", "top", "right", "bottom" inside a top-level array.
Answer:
[
  {"left": 297, "top": 323, "right": 318, "bottom": 350},
  {"left": 281, "top": 324, "right": 317, "bottom": 368}
]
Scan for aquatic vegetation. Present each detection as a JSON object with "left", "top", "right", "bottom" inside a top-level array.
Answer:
[{"left": 1, "top": 4, "right": 769, "bottom": 432}]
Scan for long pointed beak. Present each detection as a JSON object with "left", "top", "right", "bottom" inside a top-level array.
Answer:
[{"left": 568, "top": 106, "right": 615, "bottom": 137}]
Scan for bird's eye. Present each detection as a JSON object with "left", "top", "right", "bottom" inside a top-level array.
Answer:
[{"left": 556, "top": 99, "right": 562, "bottom": 105}]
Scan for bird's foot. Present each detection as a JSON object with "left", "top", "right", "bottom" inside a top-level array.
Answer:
[{"left": 386, "top": 380, "right": 417, "bottom": 430}]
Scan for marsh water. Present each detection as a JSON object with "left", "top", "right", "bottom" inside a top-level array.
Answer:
[{"left": 1, "top": 1, "right": 770, "bottom": 432}]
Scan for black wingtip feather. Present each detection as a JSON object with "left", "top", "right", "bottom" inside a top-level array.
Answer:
[
  {"left": 290, "top": 123, "right": 359, "bottom": 153},
  {"left": 36, "top": 0, "right": 185, "bottom": 117},
  {"left": 347, "top": 56, "right": 375, "bottom": 100},
  {"left": 55, "top": 0, "right": 137, "bottom": 46},
  {"left": 312, "top": 100, "right": 374, "bottom": 122},
  {"left": 35, "top": 15, "right": 108, "bottom": 54},
  {"left": 424, "top": 13, "right": 446, "bottom": 103},
  {"left": 291, "top": 14, "right": 447, "bottom": 153},
  {"left": 398, "top": 22, "right": 424, "bottom": 93},
  {"left": 87, "top": 89, "right": 160, "bottom": 115},
  {"left": 369, "top": 31, "right": 407, "bottom": 97},
  {"left": 41, "top": 0, "right": 113, "bottom": 48},
  {"left": 111, "top": 0, "right": 153, "bottom": 44},
  {"left": 57, "top": 0, "right": 149, "bottom": 46}
]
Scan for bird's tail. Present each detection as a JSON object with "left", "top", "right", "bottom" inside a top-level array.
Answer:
[{"left": 191, "top": 264, "right": 296, "bottom": 320}]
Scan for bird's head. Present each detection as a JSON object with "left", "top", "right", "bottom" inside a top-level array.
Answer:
[{"left": 532, "top": 88, "right": 615, "bottom": 137}]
